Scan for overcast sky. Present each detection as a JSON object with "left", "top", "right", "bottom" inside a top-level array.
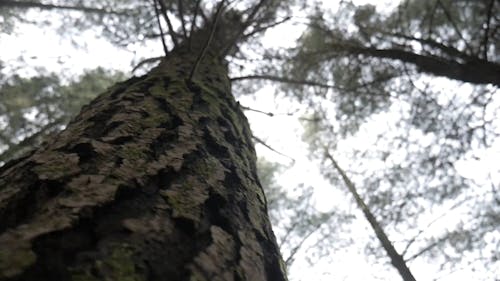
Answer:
[{"left": 1, "top": 1, "right": 498, "bottom": 280}]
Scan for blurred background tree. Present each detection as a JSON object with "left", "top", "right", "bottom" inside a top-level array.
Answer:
[
  {"left": 273, "top": 0, "right": 498, "bottom": 279},
  {"left": 1, "top": 0, "right": 498, "bottom": 280}
]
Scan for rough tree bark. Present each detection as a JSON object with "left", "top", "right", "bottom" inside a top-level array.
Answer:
[{"left": 0, "top": 28, "right": 287, "bottom": 281}]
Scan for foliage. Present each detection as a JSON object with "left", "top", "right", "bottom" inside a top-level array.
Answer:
[
  {"left": 0, "top": 68, "right": 125, "bottom": 164},
  {"left": 2, "top": 0, "right": 499, "bottom": 280},
  {"left": 287, "top": 0, "right": 499, "bottom": 279},
  {"left": 257, "top": 158, "right": 353, "bottom": 273}
]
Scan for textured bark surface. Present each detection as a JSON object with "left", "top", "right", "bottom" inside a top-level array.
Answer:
[{"left": 0, "top": 45, "right": 287, "bottom": 280}]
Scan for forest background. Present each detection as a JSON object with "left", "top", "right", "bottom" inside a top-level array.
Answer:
[{"left": 0, "top": 0, "right": 498, "bottom": 280}]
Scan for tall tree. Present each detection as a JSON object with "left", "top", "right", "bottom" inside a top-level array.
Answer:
[
  {"left": 0, "top": 1, "right": 289, "bottom": 280},
  {"left": 280, "top": 0, "right": 499, "bottom": 279}
]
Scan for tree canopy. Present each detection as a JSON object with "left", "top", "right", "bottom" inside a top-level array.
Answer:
[
  {"left": 1, "top": 0, "right": 498, "bottom": 280},
  {"left": 279, "top": 0, "right": 499, "bottom": 279}
]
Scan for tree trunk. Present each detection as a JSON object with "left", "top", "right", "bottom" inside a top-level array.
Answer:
[
  {"left": 0, "top": 41, "right": 287, "bottom": 280},
  {"left": 325, "top": 152, "right": 416, "bottom": 281}
]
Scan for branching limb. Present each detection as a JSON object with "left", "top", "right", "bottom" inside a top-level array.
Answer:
[
  {"left": 404, "top": 236, "right": 448, "bottom": 262},
  {"left": 340, "top": 44, "right": 500, "bottom": 86},
  {"left": 188, "top": 0, "right": 203, "bottom": 50},
  {"left": 239, "top": 103, "right": 274, "bottom": 117},
  {"left": 382, "top": 31, "right": 475, "bottom": 61},
  {"left": 157, "top": 0, "right": 178, "bottom": 48},
  {"left": 426, "top": 0, "right": 439, "bottom": 37},
  {"left": 132, "top": 56, "right": 163, "bottom": 73},
  {"left": 324, "top": 150, "right": 417, "bottom": 281},
  {"left": 189, "top": 0, "right": 225, "bottom": 81},
  {"left": 436, "top": 0, "right": 472, "bottom": 53},
  {"left": 177, "top": 0, "right": 188, "bottom": 39},
  {"left": 284, "top": 222, "right": 323, "bottom": 267},
  {"left": 401, "top": 193, "right": 477, "bottom": 257},
  {"left": 241, "top": 16, "right": 292, "bottom": 40},
  {"left": 253, "top": 136, "right": 295, "bottom": 164},
  {"left": 151, "top": 0, "right": 168, "bottom": 55},
  {"left": 481, "top": 0, "right": 495, "bottom": 60},
  {"left": 221, "top": 0, "right": 266, "bottom": 56}
]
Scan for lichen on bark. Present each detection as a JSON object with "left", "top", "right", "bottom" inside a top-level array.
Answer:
[{"left": 0, "top": 41, "right": 287, "bottom": 280}]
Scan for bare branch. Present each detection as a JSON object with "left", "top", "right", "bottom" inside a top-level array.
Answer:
[
  {"left": 151, "top": 0, "right": 169, "bottom": 55},
  {"left": 401, "top": 193, "right": 480, "bottom": 258},
  {"left": 189, "top": 0, "right": 203, "bottom": 50},
  {"left": 404, "top": 236, "right": 448, "bottom": 263},
  {"left": 340, "top": 44, "right": 500, "bottom": 86},
  {"left": 426, "top": 0, "right": 439, "bottom": 37},
  {"left": 324, "top": 150, "right": 417, "bottom": 281},
  {"left": 132, "top": 56, "right": 163, "bottom": 73},
  {"left": 157, "top": 0, "right": 178, "bottom": 48},
  {"left": 436, "top": 0, "right": 472, "bottom": 53},
  {"left": 253, "top": 136, "right": 295, "bottom": 164},
  {"left": 221, "top": 0, "right": 266, "bottom": 56},
  {"left": 177, "top": 0, "right": 188, "bottom": 39},
  {"left": 284, "top": 222, "right": 323, "bottom": 267},
  {"left": 189, "top": 0, "right": 225, "bottom": 81},
  {"left": 382, "top": 31, "right": 474, "bottom": 62},
  {"left": 481, "top": 0, "right": 495, "bottom": 60},
  {"left": 241, "top": 16, "right": 292, "bottom": 40},
  {"left": 239, "top": 103, "right": 274, "bottom": 117}
]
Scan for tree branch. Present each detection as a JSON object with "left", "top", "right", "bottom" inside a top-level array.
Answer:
[
  {"left": 341, "top": 44, "right": 500, "bottom": 86},
  {"left": 481, "top": 0, "right": 495, "bottom": 60},
  {"left": 132, "top": 56, "right": 163, "bottom": 73},
  {"left": 404, "top": 236, "right": 447, "bottom": 263},
  {"left": 177, "top": 0, "right": 188, "bottom": 39},
  {"left": 221, "top": 0, "right": 266, "bottom": 56},
  {"left": 157, "top": 0, "right": 178, "bottom": 48},
  {"left": 324, "top": 150, "right": 417, "bottom": 281},
  {"left": 189, "top": 0, "right": 225, "bottom": 81},
  {"left": 426, "top": 0, "right": 439, "bottom": 37},
  {"left": 253, "top": 136, "right": 295, "bottom": 164},
  {"left": 436, "top": 0, "right": 472, "bottom": 53},
  {"left": 401, "top": 193, "right": 477, "bottom": 258},
  {"left": 151, "top": 0, "right": 169, "bottom": 55},
  {"left": 188, "top": 0, "right": 202, "bottom": 50},
  {"left": 239, "top": 103, "right": 274, "bottom": 117},
  {"left": 241, "top": 16, "right": 292, "bottom": 40},
  {"left": 382, "top": 31, "right": 474, "bottom": 62},
  {"left": 284, "top": 222, "right": 323, "bottom": 267}
]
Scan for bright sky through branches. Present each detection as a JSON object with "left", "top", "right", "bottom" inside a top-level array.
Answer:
[{"left": 1, "top": 0, "right": 498, "bottom": 280}]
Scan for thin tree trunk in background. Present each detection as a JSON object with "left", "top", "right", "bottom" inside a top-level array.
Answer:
[
  {"left": 325, "top": 152, "right": 417, "bottom": 281},
  {"left": 0, "top": 41, "right": 287, "bottom": 280}
]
